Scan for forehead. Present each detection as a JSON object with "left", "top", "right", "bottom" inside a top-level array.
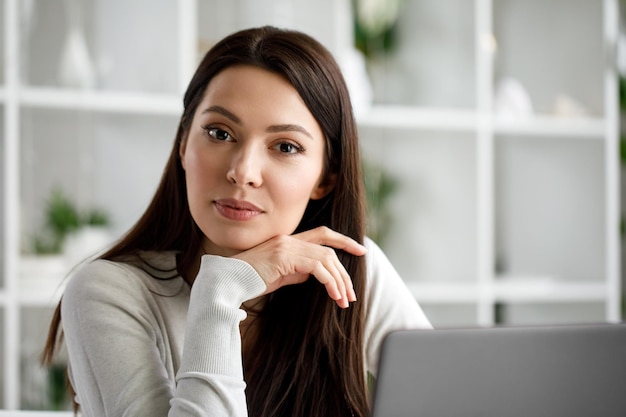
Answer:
[
  {"left": 197, "top": 65, "right": 324, "bottom": 136},
  {"left": 203, "top": 65, "right": 299, "bottom": 104}
]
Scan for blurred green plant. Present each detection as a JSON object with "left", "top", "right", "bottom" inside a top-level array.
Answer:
[
  {"left": 33, "top": 188, "right": 81, "bottom": 254},
  {"left": 618, "top": 75, "right": 626, "bottom": 317},
  {"left": 362, "top": 159, "right": 398, "bottom": 246},
  {"left": 353, "top": 0, "right": 404, "bottom": 58},
  {"left": 84, "top": 208, "right": 110, "bottom": 227},
  {"left": 48, "top": 363, "right": 69, "bottom": 410},
  {"left": 619, "top": 75, "right": 626, "bottom": 238},
  {"left": 32, "top": 187, "right": 110, "bottom": 254}
]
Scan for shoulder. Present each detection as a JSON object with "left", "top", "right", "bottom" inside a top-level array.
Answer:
[
  {"left": 62, "top": 253, "right": 186, "bottom": 310},
  {"left": 361, "top": 237, "right": 432, "bottom": 374},
  {"left": 64, "top": 259, "right": 139, "bottom": 297},
  {"left": 362, "top": 236, "right": 429, "bottom": 323},
  {"left": 362, "top": 237, "right": 405, "bottom": 291},
  {"left": 363, "top": 236, "right": 390, "bottom": 273}
]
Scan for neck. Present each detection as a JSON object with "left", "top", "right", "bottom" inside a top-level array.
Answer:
[
  {"left": 177, "top": 246, "right": 204, "bottom": 286},
  {"left": 202, "top": 239, "right": 242, "bottom": 258}
]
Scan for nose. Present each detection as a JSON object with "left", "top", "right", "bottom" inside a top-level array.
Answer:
[{"left": 226, "top": 143, "right": 263, "bottom": 187}]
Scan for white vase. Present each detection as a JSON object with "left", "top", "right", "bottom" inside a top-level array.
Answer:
[
  {"left": 58, "top": 0, "right": 96, "bottom": 89},
  {"left": 339, "top": 47, "right": 373, "bottom": 118}
]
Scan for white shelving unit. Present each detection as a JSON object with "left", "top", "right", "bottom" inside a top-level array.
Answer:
[
  {"left": 19, "top": 88, "right": 182, "bottom": 115},
  {"left": 357, "top": 0, "right": 620, "bottom": 327},
  {"left": 0, "top": 0, "right": 196, "bottom": 411},
  {"left": 0, "top": 0, "right": 621, "bottom": 411}
]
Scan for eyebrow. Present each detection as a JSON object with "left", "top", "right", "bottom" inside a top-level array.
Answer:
[
  {"left": 202, "top": 105, "right": 241, "bottom": 124},
  {"left": 266, "top": 124, "right": 314, "bottom": 140},
  {"left": 201, "top": 105, "right": 314, "bottom": 140}
]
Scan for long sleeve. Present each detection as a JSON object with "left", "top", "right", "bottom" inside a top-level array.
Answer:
[{"left": 61, "top": 254, "right": 266, "bottom": 417}]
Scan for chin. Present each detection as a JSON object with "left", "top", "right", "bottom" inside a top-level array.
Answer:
[{"left": 204, "top": 234, "right": 267, "bottom": 256}]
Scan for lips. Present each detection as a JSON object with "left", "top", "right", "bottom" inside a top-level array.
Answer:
[{"left": 214, "top": 198, "right": 264, "bottom": 221}]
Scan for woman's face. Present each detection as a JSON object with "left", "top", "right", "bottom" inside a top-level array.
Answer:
[{"left": 180, "top": 65, "right": 332, "bottom": 256}]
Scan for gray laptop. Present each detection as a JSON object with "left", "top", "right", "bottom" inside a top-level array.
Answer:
[{"left": 371, "top": 323, "right": 626, "bottom": 417}]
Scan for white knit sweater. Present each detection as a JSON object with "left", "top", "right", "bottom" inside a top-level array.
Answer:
[{"left": 61, "top": 238, "right": 431, "bottom": 416}]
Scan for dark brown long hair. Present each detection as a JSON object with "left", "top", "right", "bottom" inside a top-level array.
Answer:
[{"left": 42, "top": 26, "right": 368, "bottom": 417}]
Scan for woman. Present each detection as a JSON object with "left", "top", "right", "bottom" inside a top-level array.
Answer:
[{"left": 42, "top": 26, "right": 431, "bottom": 417}]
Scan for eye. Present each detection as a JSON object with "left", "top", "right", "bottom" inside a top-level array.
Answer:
[
  {"left": 205, "top": 127, "right": 233, "bottom": 142},
  {"left": 275, "top": 141, "right": 304, "bottom": 155}
]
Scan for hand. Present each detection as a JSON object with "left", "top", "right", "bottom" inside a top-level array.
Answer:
[{"left": 232, "top": 226, "right": 367, "bottom": 308}]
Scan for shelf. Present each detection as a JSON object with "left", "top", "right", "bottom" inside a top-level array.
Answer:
[
  {"left": 493, "top": 277, "right": 606, "bottom": 303},
  {"left": 494, "top": 115, "right": 606, "bottom": 138},
  {"left": 18, "top": 275, "right": 65, "bottom": 307},
  {"left": 0, "top": 412, "right": 73, "bottom": 417},
  {"left": 17, "top": 256, "right": 69, "bottom": 308},
  {"left": 356, "top": 106, "right": 606, "bottom": 139},
  {"left": 17, "top": 292, "right": 64, "bottom": 308},
  {"left": 407, "top": 282, "right": 481, "bottom": 304},
  {"left": 19, "top": 87, "right": 182, "bottom": 115},
  {"left": 356, "top": 106, "right": 478, "bottom": 132},
  {"left": 407, "top": 279, "right": 607, "bottom": 305},
  {"left": 14, "top": 271, "right": 605, "bottom": 307}
]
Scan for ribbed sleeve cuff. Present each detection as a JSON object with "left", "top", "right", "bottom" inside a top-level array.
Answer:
[{"left": 178, "top": 255, "right": 267, "bottom": 378}]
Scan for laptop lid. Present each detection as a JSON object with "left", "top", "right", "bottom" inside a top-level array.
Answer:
[{"left": 371, "top": 323, "right": 626, "bottom": 417}]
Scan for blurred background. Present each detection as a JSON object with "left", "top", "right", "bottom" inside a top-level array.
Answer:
[{"left": 0, "top": 0, "right": 623, "bottom": 412}]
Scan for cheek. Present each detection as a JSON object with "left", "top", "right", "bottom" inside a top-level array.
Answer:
[
  {"left": 184, "top": 149, "right": 219, "bottom": 187},
  {"left": 270, "top": 168, "right": 322, "bottom": 211}
]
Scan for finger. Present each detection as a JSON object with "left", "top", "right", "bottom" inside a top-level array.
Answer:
[
  {"left": 326, "top": 251, "right": 356, "bottom": 303},
  {"left": 294, "top": 227, "right": 367, "bottom": 256},
  {"left": 316, "top": 231, "right": 358, "bottom": 303},
  {"left": 307, "top": 260, "right": 342, "bottom": 303},
  {"left": 275, "top": 268, "right": 348, "bottom": 308},
  {"left": 320, "top": 246, "right": 348, "bottom": 299},
  {"left": 298, "top": 230, "right": 357, "bottom": 305},
  {"left": 315, "top": 245, "right": 354, "bottom": 307},
  {"left": 295, "top": 255, "right": 349, "bottom": 308},
  {"left": 336, "top": 257, "right": 357, "bottom": 302}
]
